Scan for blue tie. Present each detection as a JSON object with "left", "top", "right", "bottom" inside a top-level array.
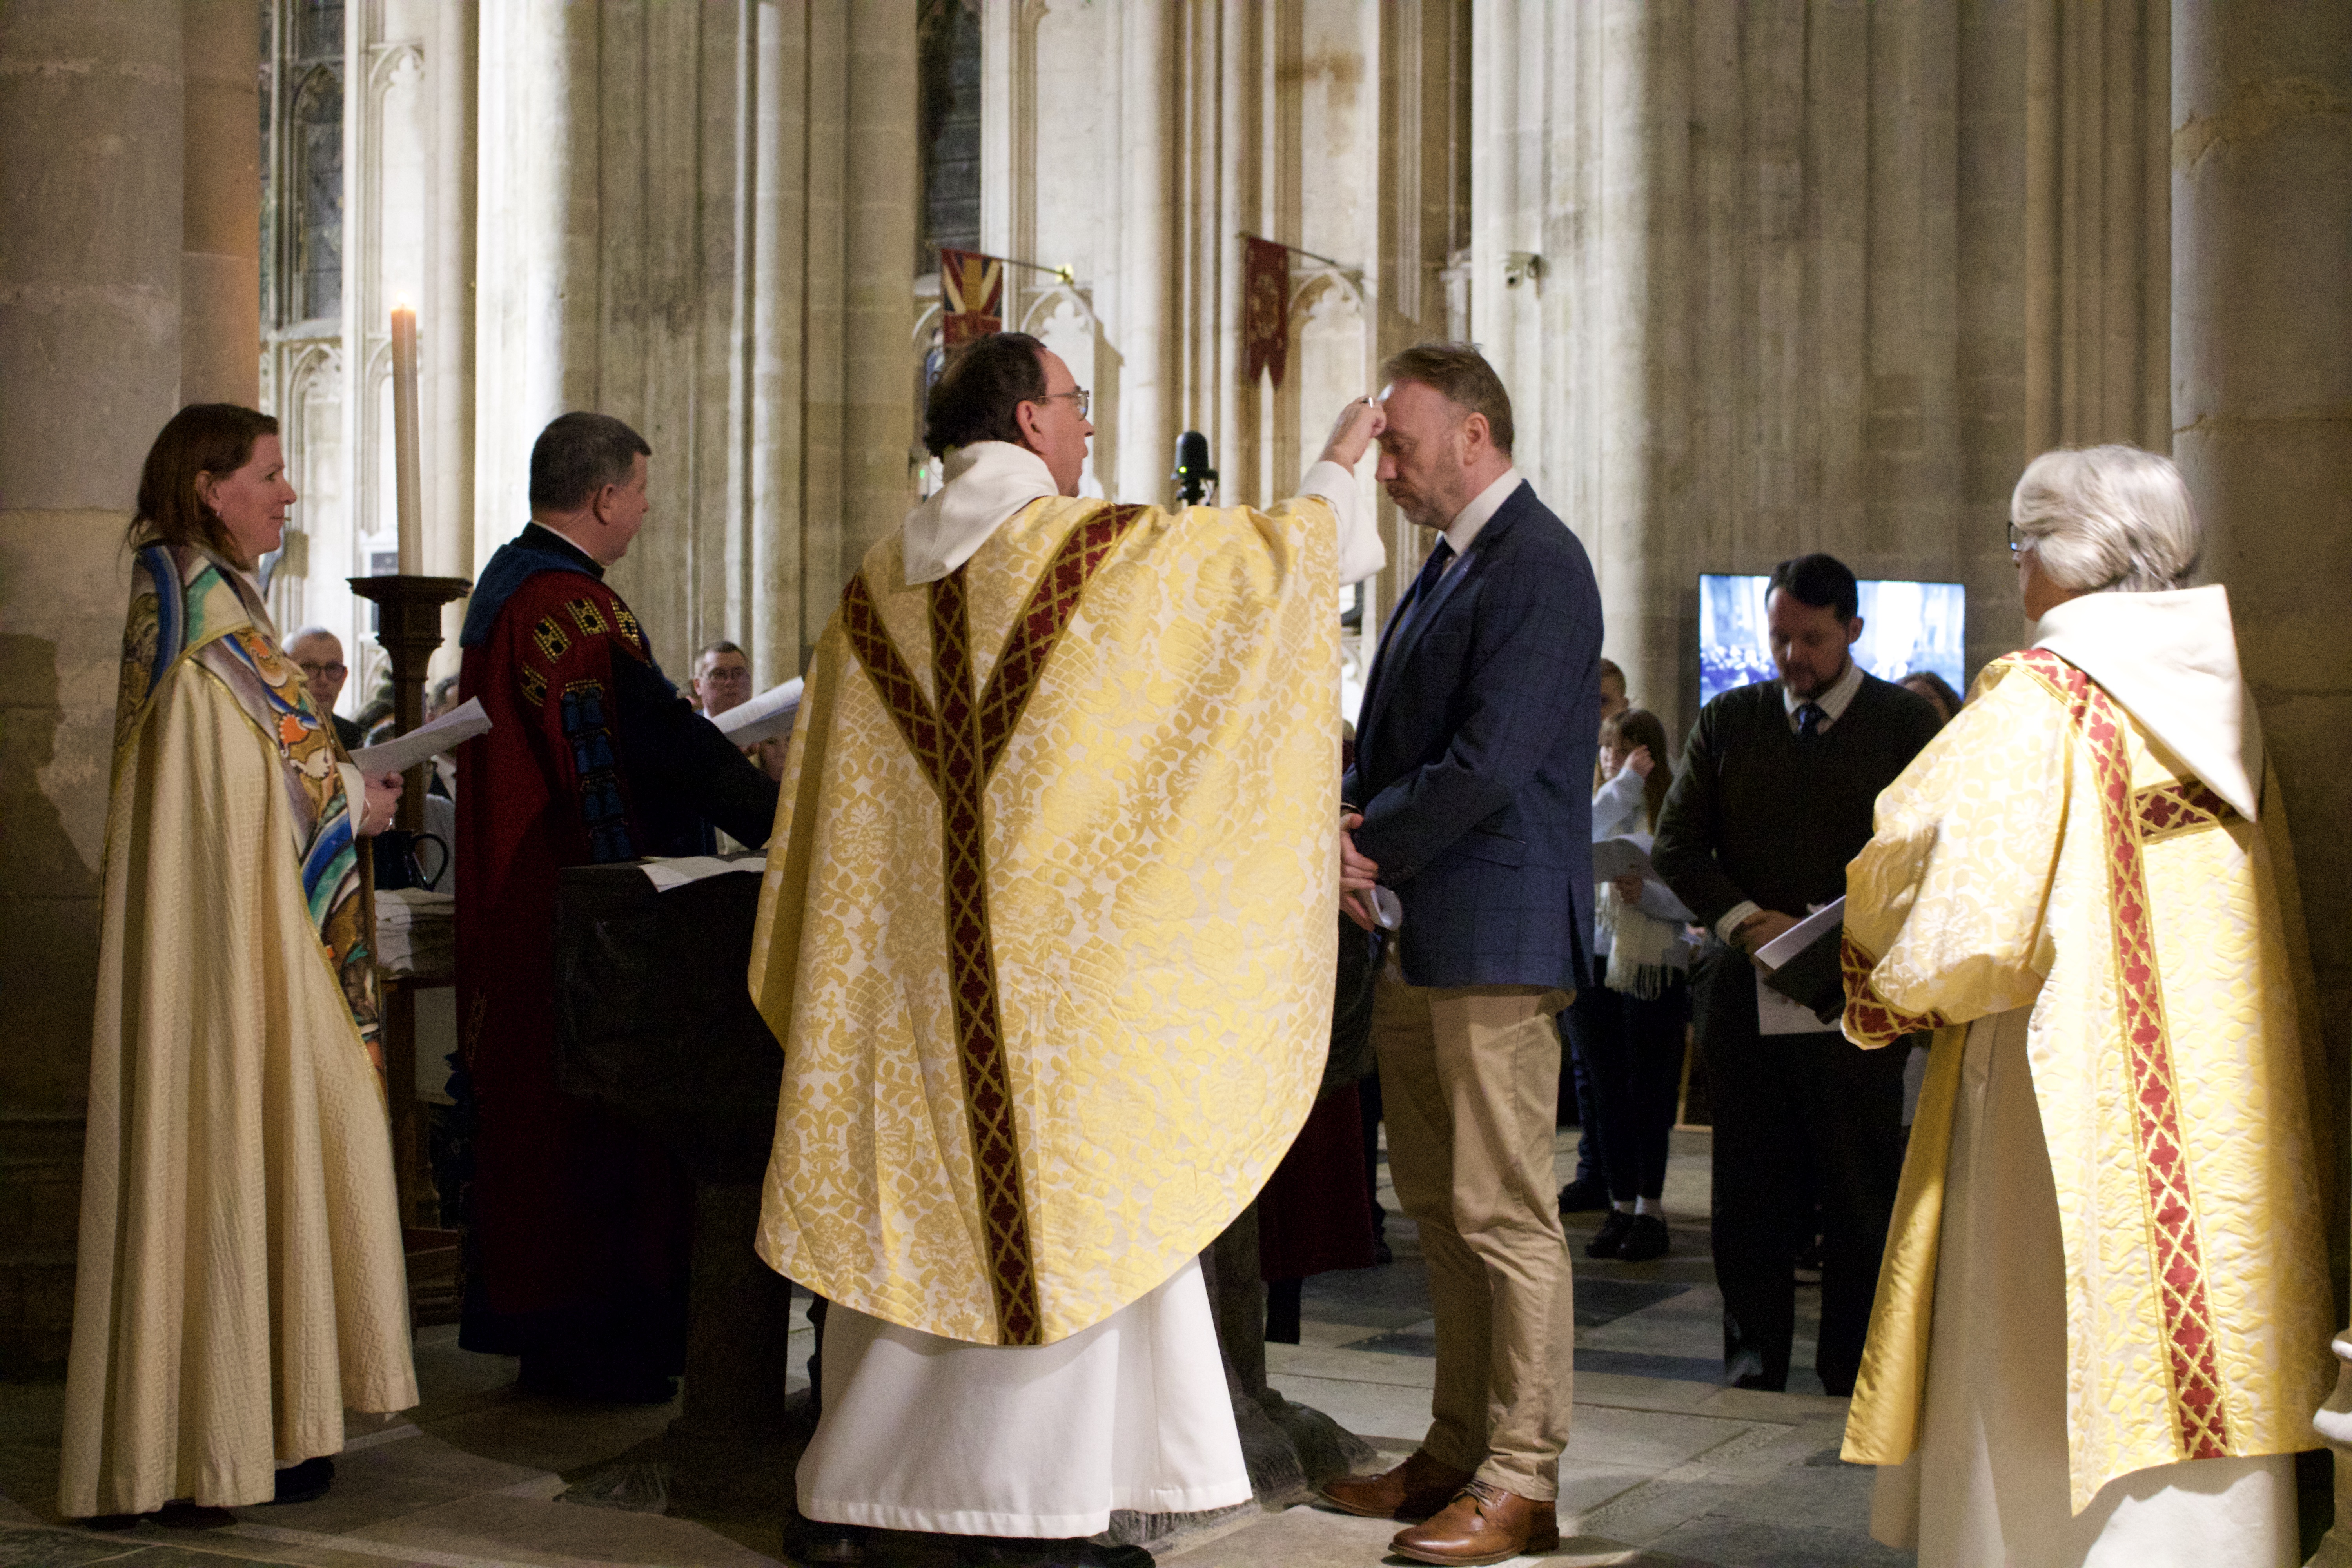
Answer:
[
  {"left": 1383, "top": 541, "right": 1456, "bottom": 652},
  {"left": 1797, "top": 702, "right": 1825, "bottom": 740}
]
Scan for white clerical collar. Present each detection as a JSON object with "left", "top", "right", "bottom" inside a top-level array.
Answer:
[
  {"left": 902, "top": 441, "right": 1061, "bottom": 585},
  {"left": 2032, "top": 584, "right": 2262, "bottom": 819},
  {"left": 1784, "top": 654, "right": 1864, "bottom": 729},
  {"left": 1439, "top": 467, "right": 1524, "bottom": 558}
]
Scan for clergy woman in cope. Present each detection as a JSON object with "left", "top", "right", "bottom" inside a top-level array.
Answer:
[
  {"left": 1839, "top": 445, "right": 2334, "bottom": 1568},
  {"left": 746, "top": 332, "right": 1386, "bottom": 1553},
  {"left": 61, "top": 405, "right": 417, "bottom": 1522}
]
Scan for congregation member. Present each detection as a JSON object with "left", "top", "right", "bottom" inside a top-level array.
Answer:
[
  {"left": 287, "top": 624, "right": 365, "bottom": 749},
  {"left": 455, "top": 412, "right": 779, "bottom": 1401},
  {"left": 62, "top": 406, "right": 414, "bottom": 1523},
  {"left": 1559, "top": 657, "right": 1634, "bottom": 1210},
  {"left": 1321, "top": 343, "right": 1602, "bottom": 1567},
  {"left": 1841, "top": 446, "right": 2334, "bottom": 1566},
  {"left": 1897, "top": 669, "right": 1962, "bottom": 726},
  {"left": 692, "top": 638, "right": 789, "bottom": 781},
  {"left": 1652, "top": 553, "right": 1940, "bottom": 1396},
  {"left": 746, "top": 331, "right": 1386, "bottom": 1565},
  {"left": 1568, "top": 708, "right": 1694, "bottom": 1262}
]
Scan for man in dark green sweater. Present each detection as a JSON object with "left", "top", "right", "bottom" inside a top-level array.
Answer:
[{"left": 1652, "top": 553, "right": 1941, "bottom": 1396}]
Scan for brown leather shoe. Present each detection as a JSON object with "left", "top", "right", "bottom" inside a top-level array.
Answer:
[
  {"left": 1390, "top": 1479, "right": 1560, "bottom": 1566},
  {"left": 1316, "top": 1449, "right": 1475, "bottom": 1522}
]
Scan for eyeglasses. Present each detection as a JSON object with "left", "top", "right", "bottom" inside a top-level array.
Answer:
[
  {"left": 296, "top": 661, "right": 346, "bottom": 679},
  {"left": 1031, "top": 387, "right": 1091, "bottom": 419},
  {"left": 2006, "top": 522, "right": 2023, "bottom": 555}
]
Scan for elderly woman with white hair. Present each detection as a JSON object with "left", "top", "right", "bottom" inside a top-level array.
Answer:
[{"left": 1835, "top": 445, "right": 2335, "bottom": 1567}]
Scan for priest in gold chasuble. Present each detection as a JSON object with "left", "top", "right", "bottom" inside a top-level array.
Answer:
[
  {"left": 748, "top": 334, "right": 1388, "bottom": 1541},
  {"left": 1838, "top": 447, "right": 2333, "bottom": 1568}
]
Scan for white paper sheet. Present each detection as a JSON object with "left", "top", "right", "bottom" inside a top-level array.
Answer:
[
  {"left": 712, "top": 678, "right": 803, "bottom": 746},
  {"left": 348, "top": 697, "right": 491, "bottom": 776},
  {"left": 1757, "top": 972, "right": 1835, "bottom": 1036},
  {"left": 1756, "top": 895, "right": 1844, "bottom": 971},
  {"left": 637, "top": 853, "right": 767, "bottom": 892},
  {"left": 1589, "top": 835, "right": 1654, "bottom": 882}
]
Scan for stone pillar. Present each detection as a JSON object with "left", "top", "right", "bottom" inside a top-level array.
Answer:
[
  {"left": 180, "top": 0, "right": 260, "bottom": 406},
  {"left": 2169, "top": 9, "right": 2352, "bottom": 1555},
  {"left": 426, "top": 0, "right": 477, "bottom": 663},
  {"left": 0, "top": 0, "right": 189, "bottom": 1373}
]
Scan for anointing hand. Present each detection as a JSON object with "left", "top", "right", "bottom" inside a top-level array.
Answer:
[
  {"left": 358, "top": 771, "right": 404, "bottom": 838},
  {"left": 1339, "top": 810, "right": 1382, "bottom": 932},
  {"left": 1319, "top": 396, "right": 1387, "bottom": 472}
]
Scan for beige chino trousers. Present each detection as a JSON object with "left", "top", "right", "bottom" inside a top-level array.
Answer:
[{"left": 1372, "top": 951, "right": 1576, "bottom": 1500}]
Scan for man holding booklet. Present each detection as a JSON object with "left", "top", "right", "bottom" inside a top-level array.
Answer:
[
  {"left": 1651, "top": 552, "right": 1940, "bottom": 1395},
  {"left": 453, "top": 412, "right": 781, "bottom": 1400}
]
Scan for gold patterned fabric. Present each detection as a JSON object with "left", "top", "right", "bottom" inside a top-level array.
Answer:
[
  {"left": 749, "top": 493, "right": 1341, "bottom": 1346},
  {"left": 1840, "top": 648, "right": 2333, "bottom": 1512}
]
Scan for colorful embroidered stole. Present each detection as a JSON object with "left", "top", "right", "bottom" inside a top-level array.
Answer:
[{"left": 115, "top": 543, "right": 383, "bottom": 1081}]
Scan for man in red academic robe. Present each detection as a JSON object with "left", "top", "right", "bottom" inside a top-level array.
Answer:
[{"left": 454, "top": 412, "right": 780, "bottom": 1399}]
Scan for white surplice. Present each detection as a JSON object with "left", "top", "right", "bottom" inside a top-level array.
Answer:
[
  {"left": 791, "top": 446, "right": 1383, "bottom": 1538},
  {"left": 799, "top": 1259, "right": 1248, "bottom": 1536},
  {"left": 1870, "top": 1010, "right": 2297, "bottom": 1568}
]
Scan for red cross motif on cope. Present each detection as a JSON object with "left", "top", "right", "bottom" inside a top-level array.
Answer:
[
  {"left": 838, "top": 504, "right": 1144, "bottom": 1345},
  {"left": 2011, "top": 647, "right": 2234, "bottom": 1459}
]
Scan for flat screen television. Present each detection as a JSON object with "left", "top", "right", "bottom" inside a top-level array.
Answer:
[{"left": 1698, "top": 574, "right": 1966, "bottom": 708}]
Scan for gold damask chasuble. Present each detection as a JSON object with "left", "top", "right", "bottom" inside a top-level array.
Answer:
[
  {"left": 750, "top": 492, "right": 1341, "bottom": 1346},
  {"left": 1839, "top": 649, "right": 2333, "bottom": 1512}
]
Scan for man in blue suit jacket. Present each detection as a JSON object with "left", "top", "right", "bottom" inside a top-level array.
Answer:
[{"left": 1319, "top": 345, "right": 1602, "bottom": 1568}]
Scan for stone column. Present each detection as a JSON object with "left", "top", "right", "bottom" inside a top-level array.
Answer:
[
  {"left": 2170, "top": 10, "right": 2352, "bottom": 1555},
  {"left": 0, "top": 0, "right": 189, "bottom": 1372},
  {"left": 180, "top": 0, "right": 260, "bottom": 406}
]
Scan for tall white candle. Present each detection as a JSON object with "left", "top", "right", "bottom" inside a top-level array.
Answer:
[{"left": 390, "top": 303, "right": 422, "bottom": 575}]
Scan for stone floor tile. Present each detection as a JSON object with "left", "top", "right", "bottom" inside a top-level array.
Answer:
[
  {"left": 415, "top": 1394, "right": 680, "bottom": 1481},
  {"left": 1566, "top": 1373, "right": 1726, "bottom": 1416},
  {"left": 236, "top": 1432, "right": 553, "bottom": 1536},
  {"left": 1264, "top": 1343, "right": 1435, "bottom": 1390},
  {"left": 1261, "top": 1372, "right": 1435, "bottom": 1447},
  {"left": 340, "top": 1492, "right": 780, "bottom": 1566},
  {"left": 1701, "top": 1462, "right": 1881, "bottom": 1531},
  {"left": 1563, "top": 1408, "right": 1784, "bottom": 1474},
  {"left": 1642, "top": 1514, "right": 1913, "bottom": 1568}
]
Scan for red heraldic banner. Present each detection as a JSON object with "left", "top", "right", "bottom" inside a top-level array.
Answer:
[
  {"left": 1243, "top": 236, "right": 1290, "bottom": 388},
  {"left": 940, "top": 247, "right": 1005, "bottom": 348}
]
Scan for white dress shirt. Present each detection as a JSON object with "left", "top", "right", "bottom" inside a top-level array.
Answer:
[
  {"left": 1437, "top": 467, "right": 1524, "bottom": 562},
  {"left": 1715, "top": 655, "right": 1868, "bottom": 944}
]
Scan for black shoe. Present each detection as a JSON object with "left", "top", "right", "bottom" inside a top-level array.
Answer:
[
  {"left": 790, "top": 1519, "right": 867, "bottom": 1564},
  {"left": 1556, "top": 1178, "right": 1610, "bottom": 1214},
  {"left": 270, "top": 1455, "right": 335, "bottom": 1504},
  {"left": 1615, "top": 1213, "right": 1670, "bottom": 1262},
  {"left": 154, "top": 1501, "right": 238, "bottom": 1530},
  {"left": 1583, "top": 1210, "right": 1635, "bottom": 1259}
]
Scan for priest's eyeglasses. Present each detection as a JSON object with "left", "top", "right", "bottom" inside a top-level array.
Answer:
[
  {"left": 1032, "top": 388, "right": 1091, "bottom": 419},
  {"left": 2005, "top": 522, "right": 2022, "bottom": 555}
]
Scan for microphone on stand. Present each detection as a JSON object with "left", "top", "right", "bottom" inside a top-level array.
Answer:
[{"left": 1172, "top": 431, "right": 1218, "bottom": 506}]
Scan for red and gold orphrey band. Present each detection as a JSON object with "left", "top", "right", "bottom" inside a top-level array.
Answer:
[
  {"left": 837, "top": 503, "right": 1145, "bottom": 1346},
  {"left": 2011, "top": 648, "right": 2233, "bottom": 1458}
]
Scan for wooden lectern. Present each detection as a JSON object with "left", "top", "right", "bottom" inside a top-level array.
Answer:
[{"left": 349, "top": 573, "right": 470, "bottom": 1250}]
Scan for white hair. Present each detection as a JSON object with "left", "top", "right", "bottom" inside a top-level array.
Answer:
[{"left": 2010, "top": 445, "right": 2201, "bottom": 594}]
